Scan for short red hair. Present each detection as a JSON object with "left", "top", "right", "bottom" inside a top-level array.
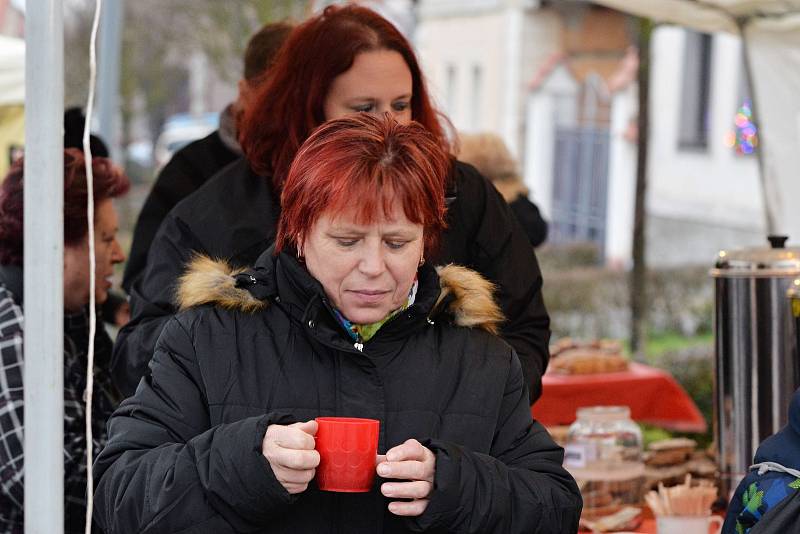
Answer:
[
  {"left": 276, "top": 114, "right": 449, "bottom": 257},
  {"left": 0, "top": 148, "right": 130, "bottom": 265},
  {"left": 239, "top": 4, "right": 449, "bottom": 191}
]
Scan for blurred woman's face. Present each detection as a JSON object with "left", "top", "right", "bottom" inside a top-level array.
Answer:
[
  {"left": 63, "top": 199, "right": 126, "bottom": 313},
  {"left": 323, "top": 49, "right": 413, "bottom": 124},
  {"left": 302, "top": 201, "right": 423, "bottom": 324}
]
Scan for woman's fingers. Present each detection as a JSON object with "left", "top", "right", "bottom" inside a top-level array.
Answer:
[
  {"left": 378, "top": 439, "right": 435, "bottom": 483},
  {"left": 387, "top": 498, "right": 430, "bottom": 517},
  {"left": 267, "top": 422, "right": 317, "bottom": 450},
  {"left": 270, "top": 446, "right": 320, "bottom": 471},
  {"left": 377, "top": 439, "right": 437, "bottom": 517},
  {"left": 262, "top": 420, "right": 320, "bottom": 495},
  {"left": 385, "top": 438, "right": 428, "bottom": 462},
  {"left": 381, "top": 480, "right": 432, "bottom": 500}
]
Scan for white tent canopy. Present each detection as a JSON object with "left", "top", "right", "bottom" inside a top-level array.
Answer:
[{"left": 593, "top": 0, "right": 800, "bottom": 240}]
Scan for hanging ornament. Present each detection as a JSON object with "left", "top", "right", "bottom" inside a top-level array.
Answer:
[{"left": 725, "top": 99, "right": 758, "bottom": 155}]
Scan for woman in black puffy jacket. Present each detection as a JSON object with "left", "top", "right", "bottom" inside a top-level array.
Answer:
[{"left": 94, "top": 115, "right": 581, "bottom": 533}]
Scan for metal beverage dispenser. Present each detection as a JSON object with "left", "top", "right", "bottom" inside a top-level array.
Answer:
[{"left": 710, "top": 236, "right": 800, "bottom": 497}]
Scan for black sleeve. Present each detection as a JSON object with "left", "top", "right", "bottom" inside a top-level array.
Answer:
[
  {"left": 112, "top": 213, "right": 206, "bottom": 397},
  {"left": 408, "top": 351, "right": 582, "bottom": 533},
  {"left": 450, "top": 162, "right": 551, "bottom": 403},
  {"left": 95, "top": 316, "right": 299, "bottom": 533},
  {"left": 100, "top": 290, "right": 127, "bottom": 326},
  {"left": 509, "top": 196, "right": 549, "bottom": 248},
  {"left": 123, "top": 154, "right": 208, "bottom": 292}
]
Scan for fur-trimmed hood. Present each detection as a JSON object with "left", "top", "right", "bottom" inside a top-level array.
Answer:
[{"left": 176, "top": 254, "right": 504, "bottom": 334}]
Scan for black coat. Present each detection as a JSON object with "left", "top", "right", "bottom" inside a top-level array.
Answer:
[
  {"left": 94, "top": 251, "right": 581, "bottom": 533},
  {"left": 509, "top": 194, "right": 549, "bottom": 248},
  {"left": 112, "top": 158, "right": 551, "bottom": 401},
  {"left": 122, "top": 130, "right": 239, "bottom": 292}
]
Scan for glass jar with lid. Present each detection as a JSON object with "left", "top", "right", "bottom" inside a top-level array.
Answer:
[{"left": 564, "top": 406, "right": 644, "bottom": 518}]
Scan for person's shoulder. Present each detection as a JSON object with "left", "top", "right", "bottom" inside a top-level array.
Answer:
[
  {"left": 165, "top": 130, "right": 231, "bottom": 168},
  {"left": 431, "top": 264, "right": 511, "bottom": 355},
  {"left": 0, "top": 285, "right": 23, "bottom": 337},
  {"left": 448, "top": 158, "right": 495, "bottom": 211},
  {"left": 172, "top": 158, "right": 270, "bottom": 219},
  {"left": 174, "top": 255, "right": 274, "bottom": 317},
  {"left": 452, "top": 158, "right": 488, "bottom": 186}
]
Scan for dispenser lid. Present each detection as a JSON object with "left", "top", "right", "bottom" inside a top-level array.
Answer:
[{"left": 712, "top": 235, "right": 800, "bottom": 277}]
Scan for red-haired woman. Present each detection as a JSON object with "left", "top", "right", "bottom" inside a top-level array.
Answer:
[
  {"left": 113, "top": 4, "right": 550, "bottom": 405},
  {"left": 0, "top": 149, "right": 129, "bottom": 532},
  {"left": 94, "top": 114, "right": 581, "bottom": 533}
]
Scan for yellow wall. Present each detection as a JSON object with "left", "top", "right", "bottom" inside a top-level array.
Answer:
[{"left": 0, "top": 104, "right": 24, "bottom": 178}]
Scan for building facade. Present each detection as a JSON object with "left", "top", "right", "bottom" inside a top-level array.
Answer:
[{"left": 415, "top": 0, "right": 766, "bottom": 267}]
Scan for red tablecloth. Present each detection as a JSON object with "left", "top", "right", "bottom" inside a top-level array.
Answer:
[{"left": 532, "top": 362, "right": 707, "bottom": 432}]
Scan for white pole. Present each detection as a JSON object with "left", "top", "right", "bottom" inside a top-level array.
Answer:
[
  {"left": 96, "top": 0, "right": 123, "bottom": 161},
  {"left": 24, "top": 1, "right": 64, "bottom": 533}
]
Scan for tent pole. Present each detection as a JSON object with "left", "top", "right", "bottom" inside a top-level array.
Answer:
[
  {"left": 24, "top": 1, "right": 64, "bottom": 533},
  {"left": 738, "top": 17, "right": 775, "bottom": 234},
  {"left": 96, "top": 0, "right": 123, "bottom": 161}
]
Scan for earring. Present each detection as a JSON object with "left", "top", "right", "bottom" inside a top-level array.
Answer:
[
  {"left": 296, "top": 246, "right": 305, "bottom": 264},
  {"left": 419, "top": 256, "right": 425, "bottom": 267}
]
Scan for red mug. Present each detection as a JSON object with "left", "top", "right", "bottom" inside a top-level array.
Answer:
[{"left": 314, "top": 417, "right": 380, "bottom": 492}]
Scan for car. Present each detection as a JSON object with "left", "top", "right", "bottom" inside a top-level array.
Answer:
[{"left": 153, "top": 112, "right": 219, "bottom": 170}]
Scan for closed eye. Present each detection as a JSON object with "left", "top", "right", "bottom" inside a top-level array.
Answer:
[{"left": 385, "top": 240, "right": 409, "bottom": 250}]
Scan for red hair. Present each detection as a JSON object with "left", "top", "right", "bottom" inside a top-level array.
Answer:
[
  {"left": 0, "top": 148, "right": 130, "bottom": 265},
  {"left": 276, "top": 114, "right": 449, "bottom": 257},
  {"left": 239, "top": 4, "right": 449, "bottom": 190}
]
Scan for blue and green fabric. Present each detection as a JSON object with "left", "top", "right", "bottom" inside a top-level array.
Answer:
[
  {"left": 723, "top": 388, "right": 800, "bottom": 534},
  {"left": 732, "top": 468, "right": 800, "bottom": 533},
  {"left": 333, "top": 279, "right": 418, "bottom": 345}
]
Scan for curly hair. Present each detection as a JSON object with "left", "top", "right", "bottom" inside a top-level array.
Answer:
[{"left": 0, "top": 148, "right": 130, "bottom": 265}]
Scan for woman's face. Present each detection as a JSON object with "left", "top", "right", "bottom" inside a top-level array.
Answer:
[
  {"left": 323, "top": 49, "right": 413, "bottom": 124},
  {"left": 63, "top": 199, "right": 126, "bottom": 313},
  {"left": 302, "top": 202, "right": 423, "bottom": 324}
]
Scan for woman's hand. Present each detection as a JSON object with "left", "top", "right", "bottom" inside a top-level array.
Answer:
[
  {"left": 262, "top": 420, "right": 320, "bottom": 494},
  {"left": 376, "top": 438, "right": 436, "bottom": 516}
]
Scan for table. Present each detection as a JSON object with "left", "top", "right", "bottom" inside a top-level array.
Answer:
[{"left": 532, "top": 362, "right": 707, "bottom": 433}]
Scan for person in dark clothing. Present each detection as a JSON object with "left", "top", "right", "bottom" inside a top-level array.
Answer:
[
  {"left": 0, "top": 150, "right": 129, "bottom": 533},
  {"left": 458, "top": 132, "right": 549, "bottom": 247},
  {"left": 94, "top": 114, "right": 581, "bottom": 533},
  {"left": 722, "top": 387, "right": 800, "bottom": 534},
  {"left": 112, "top": 4, "right": 551, "bottom": 404},
  {"left": 122, "top": 22, "right": 293, "bottom": 291}
]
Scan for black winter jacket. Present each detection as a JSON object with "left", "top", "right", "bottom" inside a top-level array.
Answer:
[
  {"left": 94, "top": 251, "right": 581, "bottom": 533},
  {"left": 112, "top": 158, "right": 551, "bottom": 402},
  {"left": 122, "top": 130, "right": 239, "bottom": 292}
]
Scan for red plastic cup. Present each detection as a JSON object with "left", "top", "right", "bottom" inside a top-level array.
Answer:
[{"left": 314, "top": 417, "right": 380, "bottom": 492}]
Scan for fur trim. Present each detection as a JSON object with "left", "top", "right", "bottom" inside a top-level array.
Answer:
[
  {"left": 176, "top": 257, "right": 504, "bottom": 334},
  {"left": 176, "top": 255, "right": 268, "bottom": 313},
  {"left": 434, "top": 264, "right": 504, "bottom": 334}
]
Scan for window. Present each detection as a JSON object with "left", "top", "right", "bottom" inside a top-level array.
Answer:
[
  {"left": 469, "top": 64, "right": 483, "bottom": 130},
  {"left": 445, "top": 63, "right": 458, "bottom": 119},
  {"left": 678, "top": 31, "right": 713, "bottom": 150}
]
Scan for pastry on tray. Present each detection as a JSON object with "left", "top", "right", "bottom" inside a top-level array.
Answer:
[{"left": 548, "top": 350, "right": 629, "bottom": 375}]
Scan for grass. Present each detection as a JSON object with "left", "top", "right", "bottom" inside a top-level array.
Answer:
[
  {"left": 627, "top": 330, "right": 715, "bottom": 448},
  {"left": 645, "top": 331, "right": 713, "bottom": 361}
]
